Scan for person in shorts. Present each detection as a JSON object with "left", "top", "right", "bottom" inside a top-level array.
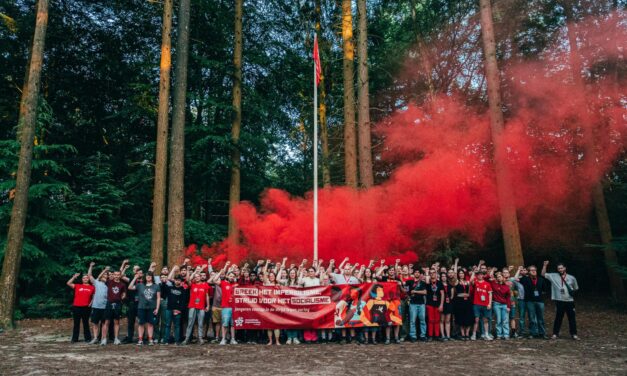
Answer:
[
  {"left": 87, "top": 262, "right": 108, "bottom": 345},
  {"left": 102, "top": 270, "right": 127, "bottom": 345},
  {"left": 129, "top": 271, "right": 161, "bottom": 345},
  {"left": 471, "top": 270, "right": 493, "bottom": 341}
]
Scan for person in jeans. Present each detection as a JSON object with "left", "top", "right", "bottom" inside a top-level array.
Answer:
[
  {"left": 407, "top": 269, "right": 427, "bottom": 342},
  {"left": 123, "top": 265, "right": 142, "bottom": 343},
  {"left": 511, "top": 266, "right": 527, "bottom": 338},
  {"left": 161, "top": 267, "right": 187, "bottom": 344},
  {"left": 489, "top": 270, "right": 511, "bottom": 339},
  {"left": 183, "top": 266, "right": 211, "bottom": 345},
  {"left": 67, "top": 271, "right": 94, "bottom": 343},
  {"left": 542, "top": 261, "right": 579, "bottom": 340},
  {"left": 520, "top": 264, "right": 548, "bottom": 339}
]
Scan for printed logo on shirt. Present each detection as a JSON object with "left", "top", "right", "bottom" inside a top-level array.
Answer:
[
  {"left": 143, "top": 288, "right": 154, "bottom": 300},
  {"left": 112, "top": 286, "right": 120, "bottom": 295}
]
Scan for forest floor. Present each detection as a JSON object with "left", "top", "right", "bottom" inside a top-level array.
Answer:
[{"left": 0, "top": 296, "right": 625, "bottom": 375}]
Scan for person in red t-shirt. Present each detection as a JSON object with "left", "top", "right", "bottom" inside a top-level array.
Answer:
[
  {"left": 471, "top": 270, "right": 493, "bottom": 341},
  {"left": 182, "top": 267, "right": 210, "bottom": 345},
  {"left": 209, "top": 261, "right": 239, "bottom": 345},
  {"left": 67, "top": 272, "right": 95, "bottom": 343}
]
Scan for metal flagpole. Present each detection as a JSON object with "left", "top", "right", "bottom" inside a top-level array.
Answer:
[{"left": 313, "top": 35, "right": 319, "bottom": 262}]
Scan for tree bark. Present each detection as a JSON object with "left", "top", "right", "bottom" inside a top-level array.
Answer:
[
  {"left": 356, "top": 0, "right": 373, "bottom": 188},
  {"left": 228, "top": 0, "right": 243, "bottom": 254},
  {"left": 478, "top": 0, "right": 524, "bottom": 267},
  {"left": 561, "top": 1, "right": 625, "bottom": 300},
  {"left": 341, "top": 0, "right": 358, "bottom": 188},
  {"left": 167, "top": 0, "right": 191, "bottom": 265},
  {"left": 150, "top": 0, "right": 173, "bottom": 270},
  {"left": 0, "top": 0, "right": 48, "bottom": 330},
  {"left": 315, "top": 0, "right": 331, "bottom": 187}
]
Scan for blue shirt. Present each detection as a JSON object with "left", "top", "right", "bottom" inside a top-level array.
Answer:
[{"left": 92, "top": 280, "right": 108, "bottom": 309}]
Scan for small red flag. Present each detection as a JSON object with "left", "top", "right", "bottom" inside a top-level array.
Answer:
[{"left": 313, "top": 35, "right": 321, "bottom": 86}]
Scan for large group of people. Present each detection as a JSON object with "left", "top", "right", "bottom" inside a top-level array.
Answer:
[{"left": 66, "top": 256, "right": 580, "bottom": 346}]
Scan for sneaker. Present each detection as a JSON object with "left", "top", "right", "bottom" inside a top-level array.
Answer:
[
  {"left": 409, "top": 338, "right": 417, "bottom": 343},
  {"left": 542, "top": 335, "right": 550, "bottom": 340},
  {"left": 286, "top": 338, "right": 292, "bottom": 345},
  {"left": 121, "top": 337, "right": 133, "bottom": 344},
  {"left": 551, "top": 334, "right": 558, "bottom": 340},
  {"left": 113, "top": 338, "right": 121, "bottom": 345},
  {"left": 136, "top": 340, "right": 143, "bottom": 346},
  {"left": 470, "top": 333, "right": 476, "bottom": 341},
  {"left": 485, "top": 335, "right": 494, "bottom": 341},
  {"left": 384, "top": 339, "right": 391, "bottom": 345},
  {"left": 89, "top": 338, "right": 99, "bottom": 345},
  {"left": 394, "top": 338, "right": 401, "bottom": 344},
  {"left": 230, "top": 339, "right": 238, "bottom": 345},
  {"left": 572, "top": 335, "right": 580, "bottom": 340},
  {"left": 148, "top": 340, "right": 154, "bottom": 346},
  {"left": 100, "top": 339, "right": 107, "bottom": 346},
  {"left": 292, "top": 338, "right": 300, "bottom": 344},
  {"left": 220, "top": 339, "right": 227, "bottom": 345},
  {"left": 198, "top": 339, "right": 204, "bottom": 345},
  {"left": 182, "top": 339, "right": 189, "bottom": 345}
]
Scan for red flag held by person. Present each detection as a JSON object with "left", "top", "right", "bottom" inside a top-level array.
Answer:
[{"left": 313, "top": 35, "right": 321, "bottom": 86}]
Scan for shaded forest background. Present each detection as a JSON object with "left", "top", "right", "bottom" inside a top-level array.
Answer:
[{"left": 1, "top": 0, "right": 626, "bottom": 318}]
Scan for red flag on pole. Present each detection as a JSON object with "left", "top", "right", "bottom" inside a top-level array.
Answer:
[{"left": 313, "top": 35, "right": 321, "bottom": 86}]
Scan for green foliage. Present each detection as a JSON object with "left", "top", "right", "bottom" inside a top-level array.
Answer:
[{"left": 0, "top": 0, "right": 625, "bottom": 318}]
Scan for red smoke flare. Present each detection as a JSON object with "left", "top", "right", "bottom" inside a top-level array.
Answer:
[{"left": 221, "top": 14, "right": 625, "bottom": 265}]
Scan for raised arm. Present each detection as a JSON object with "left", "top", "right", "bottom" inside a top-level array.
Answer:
[
  {"left": 128, "top": 273, "right": 139, "bottom": 290},
  {"left": 119, "top": 259, "right": 129, "bottom": 273},
  {"left": 453, "top": 258, "right": 459, "bottom": 273},
  {"left": 87, "top": 262, "right": 96, "bottom": 283},
  {"left": 541, "top": 260, "right": 548, "bottom": 277},
  {"left": 67, "top": 273, "right": 80, "bottom": 289},
  {"left": 338, "top": 257, "right": 349, "bottom": 272},
  {"left": 97, "top": 266, "right": 110, "bottom": 282}
]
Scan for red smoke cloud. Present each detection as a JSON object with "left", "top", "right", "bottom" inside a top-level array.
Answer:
[{"left": 219, "top": 14, "right": 625, "bottom": 264}]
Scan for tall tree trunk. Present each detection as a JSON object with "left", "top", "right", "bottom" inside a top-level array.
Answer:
[
  {"left": 0, "top": 0, "right": 48, "bottom": 330},
  {"left": 167, "top": 0, "right": 191, "bottom": 265},
  {"left": 562, "top": 2, "right": 625, "bottom": 300},
  {"left": 228, "top": 0, "right": 243, "bottom": 255},
  {"left": 150, "top": 0, "right": 173, "bottom": 270},
  {"left": 341, "top": 0, "right": 358, "bottom": 188},
  {"left": 315, "top": 0, "right": 331, "bottom": 187},
  {"left": 356, "top": 0, "right": 373, "bottom": 188},
  {"left": 478, "top": 0, "right": 524, "bottom": 267}
]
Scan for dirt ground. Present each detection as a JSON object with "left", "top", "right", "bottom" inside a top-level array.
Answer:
[{"left": 0, "top": 296, "right": 625, "bottom": 376}]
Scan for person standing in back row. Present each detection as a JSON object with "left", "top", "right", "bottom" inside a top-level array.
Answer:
[{"left": 541, "top": 261, "right": 579, "bottom": 340}]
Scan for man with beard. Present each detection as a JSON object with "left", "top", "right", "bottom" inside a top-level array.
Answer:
[{"left": 542, "top": 261, "right": 579, "bottom": 340}]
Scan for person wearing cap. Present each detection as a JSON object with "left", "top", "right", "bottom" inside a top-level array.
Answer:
[{"left": 161, "top": 266, "right": 188, "bottom": 345}]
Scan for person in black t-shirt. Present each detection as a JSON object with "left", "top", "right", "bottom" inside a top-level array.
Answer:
[
  {"left": 162, "top": 268, "right": 188, "bottom": 345},
  {"left": 519, "top": 265, "right": 548, "bottom": 339},
  {"left": 407, "top": 270, "right": 427, "bottom": 342}
]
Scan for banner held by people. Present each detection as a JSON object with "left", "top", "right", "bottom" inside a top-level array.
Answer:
[{"left": 232, "top": 282, "right": 402, "bottom": 330}]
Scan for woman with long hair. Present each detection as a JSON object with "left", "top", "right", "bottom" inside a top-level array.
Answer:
[
  {"left": 285, "top": 268, "right": 302, "bottom": 344},
  {"left": 67, "top": 271, "right": 95, "bottom": 343},
  {"left": 263, "top": 271, "right": 281, "bottom": 345},
  {"left": 453, "top": 269, "right": 474, "bottom": 340},
  {"left": 129, "top": 271, "right": 161, "bottom": 345},
  {"left": 439, "top": 272, "right": 454, "bottom": 340}
]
